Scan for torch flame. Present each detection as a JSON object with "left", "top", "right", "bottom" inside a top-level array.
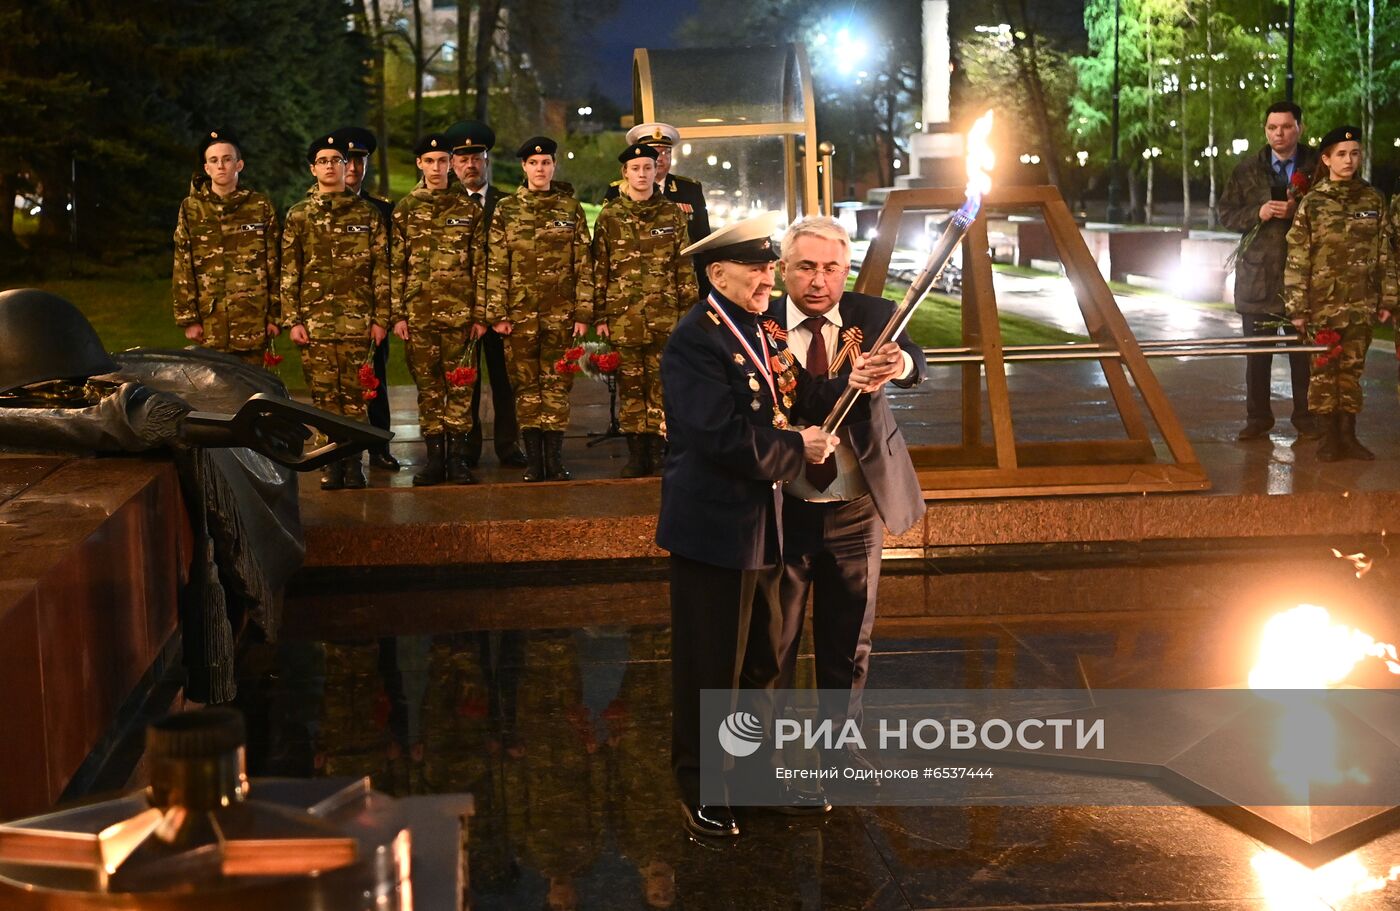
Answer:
[
  {"left": 964, "top": 110, "right": 996, "bottom": 201},
  {"left": 1248, "top": 604, "right": 1400, "bottom": 690}
]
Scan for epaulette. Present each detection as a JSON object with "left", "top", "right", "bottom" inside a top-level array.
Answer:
[{"left": 670, "top": 174, "right": 700, "bottom": 187}]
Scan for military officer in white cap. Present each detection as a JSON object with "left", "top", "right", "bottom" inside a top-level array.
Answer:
[{"left": 656, "top": 212, "right": 904, "bottom": 838}]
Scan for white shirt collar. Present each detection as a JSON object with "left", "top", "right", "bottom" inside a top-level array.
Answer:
[{"left": 784, "top": 295, "right": 843, "bottom": 330}]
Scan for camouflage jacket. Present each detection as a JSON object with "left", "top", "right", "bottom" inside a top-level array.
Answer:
[
  {"left": 1217, "top": 145, "right": 1319, "bottom": 313},
  {"left": 391, "top": 180, "right": 485, "bottom": 329},
  {"left": 484, "top": 181, "right": 594, "bottom": 327},
  {"left": 281, "top": 189, "right": 389, "bottom": 340},
  {"left": 172, "top": 176, "right": 280, "bottom": 347},
  {"left": 591, "top": 193, "right": 697, "bottom": 346},
  {"left": 1283, "top": 177, "right": 1397, "bottom": 324}
]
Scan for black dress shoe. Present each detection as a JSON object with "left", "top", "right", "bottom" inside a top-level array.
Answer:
[
  {"left": 369, "top": 450, "right": 401, "bottom": 471},
  {"left": 1235, "top": 418, "right": 1275, "bottom": 441},
  {"left": 499, "top": 446, "right": 529, "bottom": 468},
  {"left": 678, "top": 801, "right": 739, "bottom": 839},
  {"left": 1291, "top": 415, "right": 1323, "bottom": 440}
]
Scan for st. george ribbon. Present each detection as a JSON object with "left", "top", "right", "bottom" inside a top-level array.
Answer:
[{"left": 820, "top": 110, "right": 996, "bottom": 435}]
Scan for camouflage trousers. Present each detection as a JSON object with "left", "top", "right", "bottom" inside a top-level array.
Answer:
[
  {"left": 504, "top": 323, "right": 575, "bottom": 431},
  {"left": 616, "top": 342, "right": 665, "bottom": 433},
  {"left": 407, "top": 327, "right": 473, "bottom": 436},
  {"left": 1308, "top": 319, "right": 1372, "bottom": 415},
  {"left": 300, "top": 339, "right": 369, "bottom": 421}
]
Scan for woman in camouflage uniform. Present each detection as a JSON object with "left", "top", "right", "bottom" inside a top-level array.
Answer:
[
  {"left": 592, "top": 143, "right": 698, "bottom": 477},
  {"left": 484, "top": 136, "right": 593, "bottom": 482},
  {"left": 1284, "top": 125, "right": 1397, "bottom": 461}
]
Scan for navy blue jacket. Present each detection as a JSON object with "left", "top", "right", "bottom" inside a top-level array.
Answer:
[
  {"left": 657, "top": 293, "right": 843, "bottom": 570},
  {"left": 764, "top": 291, "right": 926, "bottom": 536}
]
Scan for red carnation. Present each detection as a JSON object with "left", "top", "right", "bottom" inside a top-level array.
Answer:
[
  {"left": 589, "top": 351, "right": 621, "bottom": 374},
  {"left": 555, "top": 357, "right": 581, "bottom": 374},
  {"left": 564, "top": 345, "right": 585, "bottom": 362},
  {"left": 1290, "top": 170, "right": 1309, "bottom": 192},
  {"left": 263, "top": 346, "right": 284, "bottom": 367},
  {"left": 446, "top": 365, "right": 478, "bottom": 387}
]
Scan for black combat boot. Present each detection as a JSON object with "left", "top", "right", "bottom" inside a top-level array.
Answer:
[
  {"left": 1316, "top": 412, "right": 1344, "bottom": 462},
  {"left": 320, "top": 457, "right": 345, "bottom": 491},
  {"left": 342, "top": 454, "right": 367, "bottom": 489},
  {"left": 621, "top": 433, "right": 648, "bottom": 478},
  {"left": 543, "top": 430, "right": 571, "bottom": 481},
  {"left": 1337, "top": 412, "right": 1375, "bottom": 461},
  {"left": 446, "top": 431, "right": 479, "bottom": 484},
  {"left": 646, "top": 434, "right": 666, "bottom": 476},
  {"left": 521, "top": 428, "right": 545, "bottom": 482},
  {"left": 413, "top": 434, "right": 447, "bottom": 486}
]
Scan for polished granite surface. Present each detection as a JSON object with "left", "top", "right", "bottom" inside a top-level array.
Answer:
[{"left": 228, "top": 551, "right": 1400, "bottom": 909}]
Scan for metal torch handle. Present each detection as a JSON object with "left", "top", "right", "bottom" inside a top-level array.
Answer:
[{"left": 819, "top": 210, "right": 976, "bottom": 435}]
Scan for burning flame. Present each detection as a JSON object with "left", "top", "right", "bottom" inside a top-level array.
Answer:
[
  {"left": 964, "top": 110, "right": 996, "bottom": 201},
  {"left": 1252, "top": 849, "right": 1400, "bottom": 910},
  {"left": 1248, "top": 604, "right": 1400, "bottom": 690}
]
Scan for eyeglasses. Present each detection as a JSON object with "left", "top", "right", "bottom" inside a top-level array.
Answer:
[
  {"left": 313, "top": 156, "right": 346, "bottom": 167},
  {"left": 790, "top": 263, "right": 848, "bottom": 278}
]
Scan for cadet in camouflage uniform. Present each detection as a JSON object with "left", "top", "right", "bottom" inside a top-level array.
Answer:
[
  {"left": 1284, "top": 125, "right": 1397, "bottom": 461},
  {"left": 484, "top": 136, "right": 594, "bottom": 482},
  {"left": 593, "top": 143, "right": 698, "bottom": 477},
  {"left": 283, "top": 133, "right": 392, "bottom": 490},
  {"left": 172, "top": 128, "right": 280, "bottom": 368},
  {"left": 393, "top": 132, "right": 485, "bottom": 487}
]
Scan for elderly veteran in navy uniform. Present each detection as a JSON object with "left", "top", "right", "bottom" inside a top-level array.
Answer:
[
  {"left": 332, "top": 126, "right": 400, "bottom": 472},
  {"left": 657, "top": 213, "right": 906, "bottom": 839},
  {"left": 767, "top": 216, "right": 926, "bottom": 749}
]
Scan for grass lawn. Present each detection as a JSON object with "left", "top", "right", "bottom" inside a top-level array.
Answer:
[
  {"left": 857, "top": 276, "right": 1085, "bottom": 348},
  {"left": 14, "top": 277, "right": 413, "bottom": 392}
]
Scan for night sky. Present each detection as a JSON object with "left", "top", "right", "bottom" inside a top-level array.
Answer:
[{"left": 587, "top": 0, "right": 700, "bottom": 108}]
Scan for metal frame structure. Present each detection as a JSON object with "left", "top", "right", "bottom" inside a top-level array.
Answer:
[
  {"left": 632, "top": 44, "right": 823, "bottom": 221},
  {"left": 857, "top": 185, "right": 1212, "bottom": 499}
]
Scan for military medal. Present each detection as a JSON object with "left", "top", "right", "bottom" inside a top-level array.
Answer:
[
  {"left": 733, "top": 353, "right": 745, "bottom": 365},
  {"left": 707, "top": 295, "right": 790, "bottom": 430}
]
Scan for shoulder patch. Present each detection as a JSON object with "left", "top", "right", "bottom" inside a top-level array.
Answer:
[{"left": 346, "top": 224, "right": 371, "bottom": 233}]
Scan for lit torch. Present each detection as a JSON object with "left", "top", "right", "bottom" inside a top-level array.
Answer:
[{"left": 821, "top": 109, "right": 996, "bottom": 435}]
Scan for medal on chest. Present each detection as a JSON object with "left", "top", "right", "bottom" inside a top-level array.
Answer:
[{"left": 708, "top": 296, "right": 794, "bottom": 430}]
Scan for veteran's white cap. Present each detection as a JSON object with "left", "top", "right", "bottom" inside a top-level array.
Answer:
[{"left": 681, "top": 211, "right": 785, "bottom": 264}]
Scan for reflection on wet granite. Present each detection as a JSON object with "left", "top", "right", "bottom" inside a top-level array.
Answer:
[{"left": 225, "top": 553, "right": 1400, "bottom": 909}]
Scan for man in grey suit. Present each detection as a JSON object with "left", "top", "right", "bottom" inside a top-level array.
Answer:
[{"left": 767, "top": 216, "right": 926, "bottom": 743}]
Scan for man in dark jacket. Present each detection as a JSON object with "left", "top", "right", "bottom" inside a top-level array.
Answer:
[
  {"left": 657, "top": 214, "right": 903, "bottom": 839},
  {"left": 446, "top": 119, "right": 528, "bottom": 469},
  {"left": 1217, "top": 101, "right": 1320, "bottom": 441},
  {"left": 766, "top": 217, "right": 926, "bottom": 744}
]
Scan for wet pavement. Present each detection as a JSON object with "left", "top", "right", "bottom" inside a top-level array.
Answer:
[{"left": 237, "top": 551, "right": 1400, "bottom": 910}]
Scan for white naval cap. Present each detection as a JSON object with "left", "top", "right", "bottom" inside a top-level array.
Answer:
[
  {"left": 681, "top": 211, "right": 785, "bottom": 264},
  {"left": 626, "top": 122, "right": 681, "bottom": 148}
]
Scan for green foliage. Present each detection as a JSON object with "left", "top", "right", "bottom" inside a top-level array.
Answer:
[{"left": 1, "top": 0, "right": 368, "bottom": 270}]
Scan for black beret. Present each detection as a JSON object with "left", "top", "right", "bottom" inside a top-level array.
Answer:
[
  {"left": 414, "top": 133, "right": 450, "bottom": 156},
  {"left": 331, "top": 126, "right": 377, "bottom": 157},
  {"left": 617, "top": 144, "right": 659, "bottom": 165},
  {"left": 306, "top": 133, "right": 343, "bottom": 164},
  {"left": 446, "top": 120, "right": 496, "bottom": 154},
  {"left": 198, "top": 128, "right": 240, "bottom": 159},
  {"left": 1318, "top": 125, "right": 1362, "bottom": 148},
  {"left": 516, "top": 136, "right": 557, "bottom": 159}
]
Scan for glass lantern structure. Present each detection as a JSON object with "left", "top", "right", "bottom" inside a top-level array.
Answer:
[{"left": 632, "top": 44, "right": 828, "bottom": 227}]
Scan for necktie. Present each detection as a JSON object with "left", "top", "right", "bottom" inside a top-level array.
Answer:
[
  {"left": 1275, "top": 160, "right": 1290, "bottom": 184},
  {"left": 800, "top": 316, "right": 837, "bottom": 491},
  {"left": 471, "top": 192, "right": 483, "bottom": 207}
]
